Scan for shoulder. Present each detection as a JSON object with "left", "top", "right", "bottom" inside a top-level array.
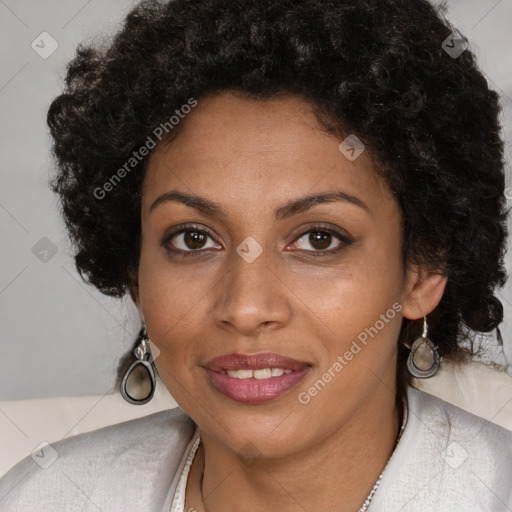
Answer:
[
  {"left": 0, "top": 407, "right": 197, "bottom": 512},
  {"left": 409, "top": 384, "right": 512, "bottom": 444},
  {"left": 371, "top": 386, "right": 512, "bottom": 512},
  {"left": 408, "top": 385, "right": 512, "bottom": 473}
]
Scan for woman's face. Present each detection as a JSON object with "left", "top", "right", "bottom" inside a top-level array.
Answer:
[{"left": 133, "top": 91, "right": 423, "bottom": 458}]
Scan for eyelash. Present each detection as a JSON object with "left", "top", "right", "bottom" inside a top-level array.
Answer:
[{"left": 161, "top": 223, "right": 353, "bottom": 258}]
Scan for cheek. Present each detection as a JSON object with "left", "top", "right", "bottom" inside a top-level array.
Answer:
[
  {"left": 296, "top": 232, "right": 404, "bottom": 335},
  {"left": 137, "top": 246, "right": 194, "bottom": 358},
  {"left": 291, "top": 275, "right": 403, "bottom": 372},
  {"left": 304, "top": 240, "right": 405, "bottom": 372},
  {"left": 138, "top": 237, "right": 206, "bottom": 318}
]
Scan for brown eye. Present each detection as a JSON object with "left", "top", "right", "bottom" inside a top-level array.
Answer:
[
  {"left": 183, "top": 231, "right": 207, "bottom": 250},
  {"left": 294, "top": 229, "right": 343, "bottom": 253},
  {"left": 289, "top": 225, "right": 353, "bottom": 257},
  {"left": 308, "top": 231, "right": 332, "bottom": 250},
  {"left": 163, "top": 227, "right": 221, "bottom": 254}
]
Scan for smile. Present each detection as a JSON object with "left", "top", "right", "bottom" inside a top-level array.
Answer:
[{"left": 203, "top": 352, "right": 312, "bottom": 404}]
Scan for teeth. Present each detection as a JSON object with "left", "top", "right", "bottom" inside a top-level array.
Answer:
[
  {"left": 227, "top": 369, "right": 253, "bottom": 379},
  {"left": 254, "top": 368, "right": 272, "bottom": 379},
  {"left": 225, "top": 368, "right": 292, "bottom": 379}
]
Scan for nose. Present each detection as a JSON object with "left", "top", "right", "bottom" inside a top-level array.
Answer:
[{"left": 213, "top": 245, "right": 292, "bottom": 336}]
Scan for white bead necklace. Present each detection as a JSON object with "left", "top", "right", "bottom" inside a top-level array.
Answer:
[{"left": 179, "top": 400, "right": 408, "bottom": 512}]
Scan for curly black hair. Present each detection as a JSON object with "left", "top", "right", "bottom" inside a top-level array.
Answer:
[{"left": 47, "top": 0, "right": 508, "bottom": 397}]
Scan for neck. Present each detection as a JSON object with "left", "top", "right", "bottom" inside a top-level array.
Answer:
[{"left": 186, "top": 387, "right": 403, "bottom": 512}]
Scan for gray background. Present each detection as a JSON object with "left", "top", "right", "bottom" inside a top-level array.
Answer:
[{"left": 1, "top": 0, "right": 511, "bottom": 400}]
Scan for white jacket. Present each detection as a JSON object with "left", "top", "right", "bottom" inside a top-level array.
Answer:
[{"left": 0, "top": 385, "right": 511, "bottom": 512}]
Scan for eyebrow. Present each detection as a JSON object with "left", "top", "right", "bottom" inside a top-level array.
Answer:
[{"left": 149, "top": 189, "right": 369, "bottom": 220}]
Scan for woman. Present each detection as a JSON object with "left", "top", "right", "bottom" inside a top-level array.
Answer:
[{"left": 1, "top": 0, "right": 511, "bottom": 510}]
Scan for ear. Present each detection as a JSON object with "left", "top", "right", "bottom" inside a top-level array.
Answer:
[
  {"left": 129, "top": 284, "right": 141, "bottom": 309},
  {"left": 401, "top": 264, "right": 448, "bottom": 320},
  {"left": 128, "top": 270, "right": 142, "bottom": 310}
]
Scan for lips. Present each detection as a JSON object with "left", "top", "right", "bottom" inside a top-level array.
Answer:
[
  {"left": 204, "top": 352, "right": 310, "bottom": 372},
  {"left": 203, "top": 352, "right": 312, "bottom": 404}
]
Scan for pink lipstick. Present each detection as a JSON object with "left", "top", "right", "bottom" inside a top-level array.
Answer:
[{"left": 203, "top": 352, "right": 312, "bottom": 404}]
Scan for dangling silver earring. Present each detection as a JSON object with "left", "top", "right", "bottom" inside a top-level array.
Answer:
[
  {"left": 121, "top": 324, "right": 157, "bottom": 405},
  {"left": 404, "top": 316, "right": 440, "bottom": 379}
]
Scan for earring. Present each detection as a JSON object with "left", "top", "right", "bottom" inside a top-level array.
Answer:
[
  {"left": 404, "top": 316, "right": 440, "bottom": 379},
  {"left": 120, "top": 324, "right": 157, "bottom": 405}
]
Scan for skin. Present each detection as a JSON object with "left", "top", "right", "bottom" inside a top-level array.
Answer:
[{"left": 131, "top": 90, "right": 447, "bottom": 512}]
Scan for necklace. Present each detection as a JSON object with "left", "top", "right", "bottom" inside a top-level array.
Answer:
[
  {"left": 357, "top": 398, "right": 408, "bottom": 512},
  {"left": 357, "top": 463, "right": 388, "bottom": 512},
  {"left": 181, "top": 398, "right": 408, "bottom": 512}
]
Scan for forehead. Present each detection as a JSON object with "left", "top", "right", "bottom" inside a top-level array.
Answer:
[{"left": 142, "top": 91, "right": 394, "bottom": 216}]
